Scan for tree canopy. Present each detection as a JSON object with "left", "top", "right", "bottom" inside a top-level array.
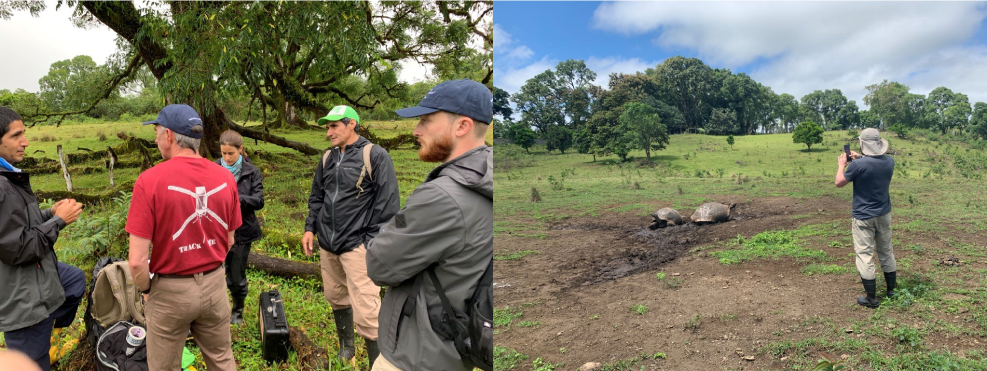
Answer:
[{"left": 7, "top": 1, "right": 492, "bottom": 157}]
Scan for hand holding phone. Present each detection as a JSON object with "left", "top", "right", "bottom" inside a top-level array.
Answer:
[{"left": 844, "top": 144, "right": 853, "bottom": 163}]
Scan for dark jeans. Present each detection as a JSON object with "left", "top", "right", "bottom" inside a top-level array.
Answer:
[
  {"left": 225, "top": 240, "right": 252, "bottom": 299},
  {"left": 4, "top": 262, "right": 86, "bottom": 371}
]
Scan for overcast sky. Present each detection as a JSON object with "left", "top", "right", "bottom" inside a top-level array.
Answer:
[
  {"left": 0, "top": 2, "right": 432, "bottom": 92},
  {"left": 495, "top": 1, "right": 987, "bottom": 109}
]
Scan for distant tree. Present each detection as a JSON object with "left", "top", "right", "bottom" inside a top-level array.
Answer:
[
  {"left": 968, "top": 102, "right": 987, "bottom": 140},
  {"left": 864, "top": 80, "right": 911, "bottom": 130},
  {"left": 792, "top": 120, "right": 824, "bottom": 151},
  {"left": 618, "top": 102, "right": 668, "bottom": 161},
  {"left": 544, "top": 125, "right": 573, "bottom": 154},
  {"left": 707, "top": 107, "right": 738, "bottom": 135},
  {"left": 774, "top": 93, "right": 800, "bottom": 133},
  {"left": 492, "top": 118, "right": 507, "bottom": 139},
  {"left": 726, "top": 135, "right": 735, "bottom": 149},
  {"left": 493, "top": 86, "right": 513, "bottom": 120},
  {"left": 506, "top": 121, "right": 536, "bottom": 154},
  {"left": 858, "top": 110, "right": 880, "bottom": 130}
]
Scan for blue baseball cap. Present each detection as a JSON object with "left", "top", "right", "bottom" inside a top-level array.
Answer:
[
  {"left": 396, "top": 79, "right": 493, "bottom": 124},
  {"left": 141, "top": 104, "right": 204, "bottom": 139}
]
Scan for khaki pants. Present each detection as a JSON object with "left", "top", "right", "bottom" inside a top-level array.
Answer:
[
  {"left": 371, "top": 354, "right": 404, "bottom": 371},
  {"left": 319, "top": 244, "right": 381, "bottom": 339},
  {"left": 852, "top": 213, "right": 896, "bottom": 280},
  {"left": 145, "top": 267, "right": 235, "bottom": 371}
]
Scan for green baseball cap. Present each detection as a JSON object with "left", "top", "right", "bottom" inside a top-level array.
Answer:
[{"left": 317, "top": 105, "right": 360, "bottom": 125}]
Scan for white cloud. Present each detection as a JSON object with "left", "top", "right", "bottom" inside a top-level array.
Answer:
[
  {"left": 494, "top": 56, "right": 556, "bottom": 95},
  {"left": 493, "top": 23, "right": 512, "bottom": 50},
  {"left": 592, "top": 2, "right": 987, "bottom": 106},
  {"left": 0, "top": 4, "right": 118, "bottom": 92},
  {"left": 506, "top": 45, "right": 534, "bottom": 60}
]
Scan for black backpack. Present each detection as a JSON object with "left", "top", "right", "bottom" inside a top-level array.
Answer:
[{"left": 423, "top": 258, "right": 493, "bottom": 371}]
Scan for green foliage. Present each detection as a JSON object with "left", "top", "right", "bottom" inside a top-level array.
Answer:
[
  {"left": 800, "top": 264, "right": 850, "bottom": 276},
  {"left": 66, "top": 192, "right": 132, "bottom": 265},
  {"left": 544, "top": 125, "right": 574, "bottom": 154},
  {"left": 506, "top": 121, "right": 537, "bottom": 153},
  {"left": 619, "top": 102, "right": 669, "bottom": 161},
  {"left": 494, "top": 346, "right": 528, "bottom": 371},
  {"left": 713, "top": 229, "right": 827, "bottom": 265},
  {"left": 812, "top": 352, "right": 848, "bottom": 371},
  {"left": 494, "top": 250, "right": 540, "bottom": 261},
  {"left": 492, "top": 144, "right": 533, "bottom": 172},
  {"left": 494, "top": 306, "right": 524, "bottom": 329},
  {"left": 891, "top": 326, "right": 923, "bottom": 348},
  {"left": 531, "top": 357, "right": 563, "bottom": 371},
  {"left": 630, "top": 304, "right": 649, "bottom": 315},
  {"left": 793, "top": 120, "right": 824, "bottom": 150},
  {"left": 726, "top": 134, "right": 735, "bottom": 148}
]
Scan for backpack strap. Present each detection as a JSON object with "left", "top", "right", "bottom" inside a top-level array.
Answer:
[
  {"left": 321, "top": 149, "right": 332, "bottom": 170},
  {"left": 425, "top": 263, "right": 469, "bottom": 353},
  {"left": 355, "top": 144, "right": 374, "bottom": 199}
]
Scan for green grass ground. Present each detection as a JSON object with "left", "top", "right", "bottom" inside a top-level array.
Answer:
[
  {"left": 494, "top": 130, "right": 987, "bottom": 370},
  {"left": 1, "top": 117, "right": 493, "bottom": 370}
]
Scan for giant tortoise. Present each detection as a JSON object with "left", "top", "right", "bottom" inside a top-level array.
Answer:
[
  {"left": 691, "top": 202, "right": 735, "bottom": 225},
  {"left": 649, "top": 207, "right": 683, "bottom": 229}
]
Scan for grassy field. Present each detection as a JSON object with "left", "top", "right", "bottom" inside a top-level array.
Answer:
[
  {"left": 1, "top": 116, "right": 492, "bottom": 370},
  {"left": 494, "top": 130, "right": 987, "bottom": 370}
]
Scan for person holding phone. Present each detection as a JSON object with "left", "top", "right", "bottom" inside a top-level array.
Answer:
[{"left": 834, "top": 128, "right": 896, "bottom": 308}]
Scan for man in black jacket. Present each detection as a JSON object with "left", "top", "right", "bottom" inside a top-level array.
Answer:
[
  {"left": 302, "top": 105, "right": 399, "bottom": 368},
  {"left": 0, "top": 107, "right": 85, "bottom": 371}
]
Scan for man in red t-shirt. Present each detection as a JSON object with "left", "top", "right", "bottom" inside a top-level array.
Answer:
[{"left": 126, "top": 104, "right": 241, "bottom": 371}]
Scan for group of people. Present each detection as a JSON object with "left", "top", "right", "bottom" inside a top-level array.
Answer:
[{"left": 0, "top": 78, "right": 493, "bottom": 371}]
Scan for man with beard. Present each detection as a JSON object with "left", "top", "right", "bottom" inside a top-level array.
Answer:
[
  {"left": 302, "top": 105, "right": 399, "bottom": 368},
  {"left": 367, "top": 79, "right": 493, "bottom": 371}
]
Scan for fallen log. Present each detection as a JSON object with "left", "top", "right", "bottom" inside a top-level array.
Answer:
[
  {"left": 289, "top": 326, "right": 330, "bottom": 371},
  {"left": 247, "top": 252, "right": 319, "bottom": 280}
]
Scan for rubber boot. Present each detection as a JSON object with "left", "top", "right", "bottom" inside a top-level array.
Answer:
[
  {"left": 333, "top": 308, "right": 356, "bottom": 360},
  {"left": 365, "top": 338, "right": 379, "bottom": 370},
  {"left": 884, "top": 271, "right": 897, "bottom": 299},
  {"left": 230, "top": 295, "right": 245, "bottom": 325},
  {"left": 857, "top": 278, "right": 880, "bottom": 308}
]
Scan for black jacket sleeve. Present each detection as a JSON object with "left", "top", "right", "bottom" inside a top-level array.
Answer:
[
  {"left": 304, "top": 154, "right": 326, "bottom": 233},
  {"left": 0, "top": 188, "right": 62, "bottom": 266},
  {"left": 240, "top": 164, "right": 265, "bottom": 211},
  {"left": 365, "top": 146, "right": 400, "bottom": 240}
]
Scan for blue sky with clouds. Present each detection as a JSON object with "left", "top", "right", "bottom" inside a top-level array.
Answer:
[{"left": 495, "top": 1, "right": 987, "bottom": 108}]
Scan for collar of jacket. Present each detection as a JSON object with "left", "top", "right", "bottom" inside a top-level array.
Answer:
[
  {"left": 425, "top": 145, "right": 492, "bottom": 199},
  {"left": 333, "top": 136, "right": 370, "bottom": 154},
  {"left": 215, "top": 156, "right": 257, "bottom": 178},
  {"left": 0, "top": 170, "right": 31, "bottom": 191}
]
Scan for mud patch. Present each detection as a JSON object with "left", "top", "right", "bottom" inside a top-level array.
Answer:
[{"left": 557, "top": 198, "right": 848, "bottom": 288}]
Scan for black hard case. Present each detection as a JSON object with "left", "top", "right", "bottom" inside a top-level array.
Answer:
[{"left": 258, "top": 290, "right": 290, "bottom": 363}]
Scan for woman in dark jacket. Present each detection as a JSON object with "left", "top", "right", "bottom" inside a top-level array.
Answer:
[{"left": 217, "top": 130, "right": 264, "bottom": 325}]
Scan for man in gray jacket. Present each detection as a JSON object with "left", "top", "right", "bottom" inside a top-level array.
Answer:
[
  {"left": 0, "top": 107, "right": 85, "bottom": 371},
  {"left": 367, "top": 79, "right": 493, "bottom": 371}
]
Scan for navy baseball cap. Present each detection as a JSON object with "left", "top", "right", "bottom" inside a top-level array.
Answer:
[
  {"left": 141, "top": 104, "right": 204, "bottom": 139},
  {"left": 396, "top": 79, "right": 493, "bottom": 124}
]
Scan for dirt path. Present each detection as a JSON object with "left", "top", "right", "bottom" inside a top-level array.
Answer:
[{"left": 494, "top": 196, "right": 915, "bottom": 370}]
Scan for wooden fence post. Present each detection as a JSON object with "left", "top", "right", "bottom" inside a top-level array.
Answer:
[
  {"left": 57, "top": 144, "right": 73, "bottom": 192},
  {"left": 107, "top": 146, "right": 117, "bottom": 187}
]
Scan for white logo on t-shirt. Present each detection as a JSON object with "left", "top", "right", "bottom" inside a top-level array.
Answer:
[{"left": 167, "top": 184, "right": 229, "bottom": 241}]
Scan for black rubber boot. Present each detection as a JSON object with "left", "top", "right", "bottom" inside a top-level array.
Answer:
[
  {"left": 230, "top": 295, "right": 245, "bottom": 325},
  {"left": 884, "top": 271, "right": 897, "bottom": 299},
  {"left": 365, "top": 338, "right": 379, "bottom": 369},
  {"left": 333, "top": 308, "right": 356, "bottom": 360},
  {"left": 857, "top": 278, "right": 880, "bottom": 308}
]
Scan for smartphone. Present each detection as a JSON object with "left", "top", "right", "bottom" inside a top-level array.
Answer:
[{"left": 843, "top": 144, "right": 852, "bottom": 162}]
